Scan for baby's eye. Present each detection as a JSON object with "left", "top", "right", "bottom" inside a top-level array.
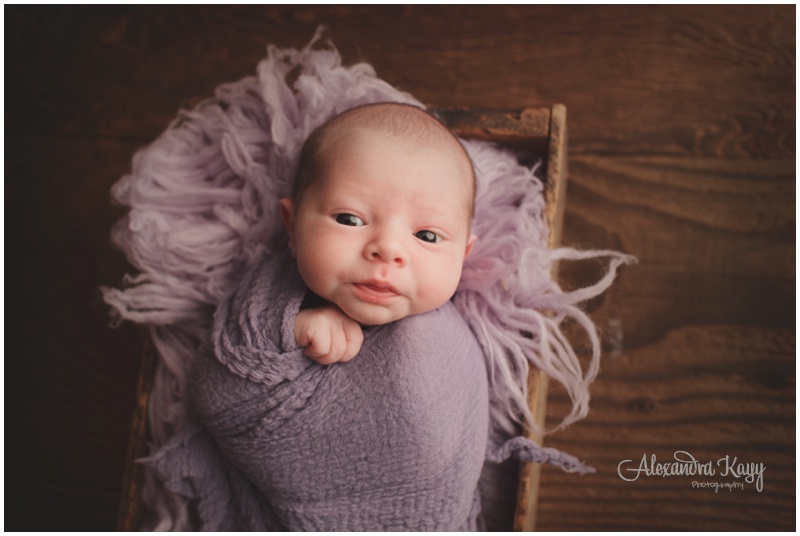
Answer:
[
  {"left": 334, "top": 213, "right": 365, "bottom": 227},
  {"left": 415, "top": 230, "right": 442, "bottom": 244}
]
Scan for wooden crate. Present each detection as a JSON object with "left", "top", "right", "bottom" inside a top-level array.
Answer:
[
  {"left": 118, "top": 104, "right": 569, "bottom": 532},
  {"left": 437, "top": 105, "right": 568, "bottom": 531}
]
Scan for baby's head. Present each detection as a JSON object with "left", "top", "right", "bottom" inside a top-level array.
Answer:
[{"left": 280, "top": 103, "right": 477, "bottom": 326}]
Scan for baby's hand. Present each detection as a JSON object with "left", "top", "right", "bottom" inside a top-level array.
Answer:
[{"left": 294, "top": 306, "right": 364, "bottom": 365}]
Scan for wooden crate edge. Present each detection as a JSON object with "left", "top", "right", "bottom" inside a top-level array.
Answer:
[{"left": 513, "top": 103, "right": 569, "bottom": 532}]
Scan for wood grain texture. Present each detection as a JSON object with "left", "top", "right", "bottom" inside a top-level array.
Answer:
[
  {"left": 537, "top": 155, "right": 794, "bottom": 531},
  {"left": 7, "top": 6, "right": 792, "bottom": 156},
  {"left": 537, "top": 324, "right": 794, "bottom": 531},
  {"left": 5, "top": 5, "right": 794, "bottom": 531},
  {"left": 7, "top": 137, "right": 145, "bottom": 530}
]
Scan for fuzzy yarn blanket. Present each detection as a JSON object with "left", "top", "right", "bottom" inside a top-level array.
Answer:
[{"left": 103, "top": 28, "right": 634, "bottom": 531}]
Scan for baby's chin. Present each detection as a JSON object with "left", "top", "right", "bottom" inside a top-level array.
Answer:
[
  {"left": 338, "top": 302, "right": 424, "bottom": 327},
  {"left": 344, "top": 308, "right": 407, "bottom": 327}
]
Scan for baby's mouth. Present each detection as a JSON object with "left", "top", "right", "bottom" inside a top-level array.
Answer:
[{"left": 352, "top": 280, "right": 400, "bottom": 302}]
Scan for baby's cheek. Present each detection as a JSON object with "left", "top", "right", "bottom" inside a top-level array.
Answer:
[
  {"left": 415, "top": 266, "right": 461, "bottom": 313},
  {"left": 295, "top": 247, "right": 327, "bottom": 290},
  {"left": 302, "top": 236, "right": 353, "bottom": 291},
  {"left": 298, "top": 257, "right": 330, "bottom": 291}
]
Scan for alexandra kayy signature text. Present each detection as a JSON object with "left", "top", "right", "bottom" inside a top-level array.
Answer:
[{"left": 617, "top": 451, "right": 765, "bottom": 492}]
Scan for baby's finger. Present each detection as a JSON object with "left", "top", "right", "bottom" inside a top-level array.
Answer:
[
  {"left": 340, "top": 320, "right": 364, "bottom": 362},
  {"left": 294, "top": 323, "right": 311, "bottom": 349},
  {"left": 321, "top": 326, "right": 347, "bottom": 364},
  {"left": 304, "top": 328, "right": 331, "bottom": 360}
]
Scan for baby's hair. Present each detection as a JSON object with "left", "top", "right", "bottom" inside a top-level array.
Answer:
[{"left": 292, "top": 102, "right": 477, "bottom": 219}]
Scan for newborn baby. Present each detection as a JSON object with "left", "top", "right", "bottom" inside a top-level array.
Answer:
[{"left": 190, "top": 103, "right": 489, "bottom": 530}]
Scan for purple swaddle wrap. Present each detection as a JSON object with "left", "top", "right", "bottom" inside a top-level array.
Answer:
[
  {"left": 104, "top": 28, "right": 635, "bottom": 530},
  {"left": 150, "top": 252, "right": 590, "bottom": 531},
  {"left": 192, "top": 252, "right": 488, "bottom": 530}
]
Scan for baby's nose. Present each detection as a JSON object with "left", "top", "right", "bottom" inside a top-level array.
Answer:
[{"left": 364, "top": 235, "right": 407, "bottom": 266}]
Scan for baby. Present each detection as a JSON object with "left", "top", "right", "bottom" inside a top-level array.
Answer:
[
  {"left": 189, "top": 103, "right": 490, "bottom": 530},
  {"left": 280, "top": 102, "right": 477, "bottom": 363}
]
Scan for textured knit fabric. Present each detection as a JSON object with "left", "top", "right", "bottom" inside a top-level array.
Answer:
[
  {"left": 189, "top": 251, "right": 488, "bottom": 530},
  {"left": 146, "top": 250, "right": 593, "bottom": 531}
]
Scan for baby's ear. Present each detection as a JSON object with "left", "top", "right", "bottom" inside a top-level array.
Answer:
[
  {"left": 279, "top": 198, "right": 297, "bottom": 255},
  {"left": 464, "top": 234, "right": 477, "bottom": 259}
]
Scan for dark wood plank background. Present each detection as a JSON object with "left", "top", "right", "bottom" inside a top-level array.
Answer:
[{"left": 6, "top": 5, "right": 794, "bottom": 531}]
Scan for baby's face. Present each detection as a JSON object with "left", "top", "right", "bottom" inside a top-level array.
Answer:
[{"left": 282, "top": 130, "right": 476, "bottom": 326}]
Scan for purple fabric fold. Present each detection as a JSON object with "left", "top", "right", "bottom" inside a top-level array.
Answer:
[
  {"left": 486, "top": 436, "right": 595, "bottom": 475},
  {"left": 145, "top": 419, "right": 282, "bottom": 531},
  {"left": 186, "top": 251, "right": 491, "bottom": 531}
]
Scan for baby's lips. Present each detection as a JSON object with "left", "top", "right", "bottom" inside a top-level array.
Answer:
[
  {"left": 356, "top": 279, "right": 400, "bottom": 295},
  {"left": 351, "top": 281, "right": 403, "bottom": 305}
]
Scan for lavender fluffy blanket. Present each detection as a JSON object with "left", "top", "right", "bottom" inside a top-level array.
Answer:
[{"left": 103, "top": 29, "right": 634, "bottom": 531}]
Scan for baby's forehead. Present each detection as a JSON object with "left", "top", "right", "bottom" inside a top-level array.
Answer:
[
  {"left": 307, "top": 104, "right": 477, "bottom": 217},
  {"left": 327, "top": 124, "right": 473, "bottom": 179},
  {"left": 329, "top": 134, "right": 472, "bottom": 210},
  {"left": 335, "top": 124, "right": 464, "bottom": 159},
  {"left": 323, "top": 104, "right": 464, "bottom": 157},
  {"left": 319, "top": 128, "right": 475, "bottom": 222}
]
